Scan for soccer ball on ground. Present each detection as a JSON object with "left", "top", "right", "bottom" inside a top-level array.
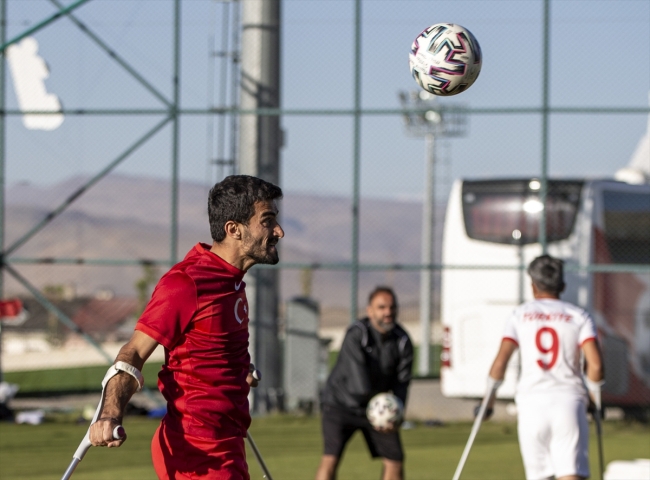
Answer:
[
  {"left": 366, "top": 393, "right": 404, "bottom": 429},
  {"left": 409, "top": 23, "right": 482, "bottom": 96}
]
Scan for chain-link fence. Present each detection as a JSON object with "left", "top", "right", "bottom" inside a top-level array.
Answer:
[{"left": 0, "top": 0, "right": 649, "bottom": 422}]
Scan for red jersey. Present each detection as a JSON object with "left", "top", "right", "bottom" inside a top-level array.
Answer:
[{"left": 136, "top": 243, "right": 251, "bottom": 440}]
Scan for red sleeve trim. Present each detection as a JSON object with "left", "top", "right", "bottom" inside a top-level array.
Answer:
[
  {"left": 580, "top": 336, "right": 597, "bottom": 348},
  {"left": 135, "top": 322, "right": 174, "bottom": 350},
  {"left": 503, "top": 337, "right": 519, "bottom": 347}
]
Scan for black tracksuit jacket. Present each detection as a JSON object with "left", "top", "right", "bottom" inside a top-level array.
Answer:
[{"left": 321, "top": 317, "right": 414, "bottom": 417}]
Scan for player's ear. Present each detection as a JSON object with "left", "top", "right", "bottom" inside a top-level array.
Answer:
[{"left": 224, "top": 220, "right": 241, "bottom": 240}]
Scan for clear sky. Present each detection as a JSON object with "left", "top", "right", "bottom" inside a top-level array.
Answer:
[{"left": 4, "top": 0, "right": 649, "bottom": 201}]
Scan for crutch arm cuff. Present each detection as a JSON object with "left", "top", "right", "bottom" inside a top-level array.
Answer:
[
  {"left": 486, "top": 376, "right": 503, "bottom": 395},
  {"left": 584, "top": 377, "right": 605, "bottom": 393},
  {"left": 102, "top": 361, "right": 145, "bottom": 392},
  {"left": 584, "top": 376, "right": 604, "bottom": 412}
]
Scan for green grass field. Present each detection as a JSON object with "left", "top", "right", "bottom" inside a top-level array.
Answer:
[
  {"left": 4, "top": 345, "right": 442, "bottom": 396},
  {"left": 0, "top": 415, "right": 647, "bottom": 480},
  {"left": 4, "top": 364, "right": 164, "bottom": 394}
]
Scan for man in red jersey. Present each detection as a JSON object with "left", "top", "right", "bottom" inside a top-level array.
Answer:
[{"left": 89, "top": 175, "right": 284, "bottom": 480}]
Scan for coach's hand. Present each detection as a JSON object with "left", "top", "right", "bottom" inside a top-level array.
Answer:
[
  {"left": 247, "top": 364, "right": 261, "bottom": 388},
  {"left": 89, "top": 416, "right": 126, "bottom": 448},
  {"left": 375, "top": 420, "right": 401, "bottom": 434}
]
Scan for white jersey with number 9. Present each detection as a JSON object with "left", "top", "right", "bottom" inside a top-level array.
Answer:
[{"left": 502, "top": 298, "right": 598, "bottom": 397}]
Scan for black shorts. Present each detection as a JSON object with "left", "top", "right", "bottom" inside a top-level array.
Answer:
[{"left": 321, "top": 404, "right": 404, "bottom": 461}]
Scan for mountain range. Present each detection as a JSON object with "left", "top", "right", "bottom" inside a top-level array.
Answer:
[{"left": 5, "top": 174, "right": 445, "bottom": 310}]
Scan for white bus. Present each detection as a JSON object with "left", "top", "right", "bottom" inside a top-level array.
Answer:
[{"left": 440, "top": 177, "right": 650, "bottom": 412}]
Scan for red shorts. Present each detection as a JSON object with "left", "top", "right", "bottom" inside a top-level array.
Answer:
[{"left": 151, "top": 422, "right": 249, "bottom": 480}]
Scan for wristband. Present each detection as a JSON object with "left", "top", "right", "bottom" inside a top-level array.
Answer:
[
  {"left": 584, "top": 377, "right": 604, "bottom": 411},
  {"left": 102, "top": 361, "right": 145, "bottom": 392},
  {"left": 486, "top": 376, "right": 503, "bottom": 395},
  {"left": 584, "top": 377, "right": 605, "bottom": 393}
]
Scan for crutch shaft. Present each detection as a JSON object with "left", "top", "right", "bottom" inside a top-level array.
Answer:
[
  {"left": 594, "top": 409, "right": 604, "bottom": 480},
  {"left": 247, "top": 432, "right": 273, "bottom": 480},
  {"left": 452, "top": 392, "right": 493, "bottom": 480},
  {"left": 61, "top": 458, "right": 81, "bottom": 480},
  {"left": 60, "top": 426, "right": 123, "bottom": 480}
]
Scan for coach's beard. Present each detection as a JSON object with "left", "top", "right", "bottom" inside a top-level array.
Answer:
[{"left": 378, "top": 319, "right": 396, "bottom": 333}]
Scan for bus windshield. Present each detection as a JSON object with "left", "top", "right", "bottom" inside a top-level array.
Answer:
[
  {"left": 462, "top": 179, "right": 584, "bottom": 245},
  {"left": 602, "top": 190, "right": 650, "bottom": 264}
]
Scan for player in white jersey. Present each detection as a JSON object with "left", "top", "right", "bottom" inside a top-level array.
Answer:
[{"left": 482, "top": 255, "right": 604, "bottom": 480}]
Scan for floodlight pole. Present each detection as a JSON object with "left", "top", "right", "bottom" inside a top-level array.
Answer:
[
  {"left": 0, "top": 0, "right": 6, "bottom": 383},
  {"left": 239, "top": 0, "right": 282, "bottom": 413},
  {"left": 419, "top": 131, "right": 435, "bottom": 376},
  {"left": 399, "top": 91, "right": 467, "bottom": 376}
]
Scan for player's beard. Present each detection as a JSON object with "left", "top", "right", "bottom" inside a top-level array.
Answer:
[{"left": 242, "top": 230, "right": 280, "bottom": 265}]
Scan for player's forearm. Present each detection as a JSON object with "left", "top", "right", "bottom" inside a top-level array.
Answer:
[
  {"left": 100, "top": 344, "right": 147, "bottom": 419},
  {"left": 99, "top": 372, "right": 140, "bottom": 420},
  {"left": 585, "top": 359, "right": 603, "bottom": 383},
  {"left": 488, "top": 360, "right": 507, "bottom": 381},
  {"left": 582, "top": 339, "right": 604, "bottom": 383},
  {"left": 584, "top": 360, "right": 604, "bottom": 409},
  {"left": 489, "top": 339, "right": 518, "bottom": 381},
  {"left": 486, "top": 366, "right": 505, "bottom": 410}
]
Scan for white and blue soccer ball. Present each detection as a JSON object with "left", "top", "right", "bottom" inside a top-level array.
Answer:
[
  {"left": 409, "top": 23, "right": 482, "bottom": 96},
  {"left": 366, "top": 393, "right": 404, "bottom": 429}
]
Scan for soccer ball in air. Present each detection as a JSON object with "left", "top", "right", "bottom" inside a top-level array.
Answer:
[
  {"left": 409, "top": 23, "right": 482, "bottom": 96},
  {"left": 366, "top": 393, "right": 404, "bottom": 429}
]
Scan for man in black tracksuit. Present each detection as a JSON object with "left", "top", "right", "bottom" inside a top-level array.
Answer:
[{"left": 315, "top": 286, "right": 414, "bottom": 480}]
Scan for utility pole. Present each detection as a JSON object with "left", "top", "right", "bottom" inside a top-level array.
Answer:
[
  {"left": 238, "top": 0, "right": 282, "bottom": 412},
  {"left": 0, "top": 0, "right": 7, "bottom": 382},
  {"left": 399, "top": 91, "right": 466, "bottom": 376},
  {"left": 207, "top": 0, "right": 241, "bottom": 183}
]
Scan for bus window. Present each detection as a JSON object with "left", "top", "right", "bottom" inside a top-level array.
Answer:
[
  {"left": 602, "top": 191, "right": 650, "bottom": 264},
  {"left": 461, "top": 179, "right": 584, "bottom": 245}
]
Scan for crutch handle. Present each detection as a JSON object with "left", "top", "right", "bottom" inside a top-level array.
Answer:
[
  {"left": 113, "top": 425, "right": 126, "bottom": 440},
  {"left": 62, "top": 424, "right": 126, "bottom": 480},
  {"left": 73, "top": 424, "right": 126, "bottom": 459}
]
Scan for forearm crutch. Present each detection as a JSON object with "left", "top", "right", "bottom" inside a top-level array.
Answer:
[
  {"left": 586, "top": 377, "right": 605, "bottom": 480},
  {"left": 247, "top": 432, "right": 274, "bottom": 480},
  {"left": 60, "top": 367, "right": 127, "bottom": 480},
  {"left": 594, "top": 409, "right": 604, "bottom": 480},
  {"left": 452, "top": 377, "right": 502, "bottom": 480}
]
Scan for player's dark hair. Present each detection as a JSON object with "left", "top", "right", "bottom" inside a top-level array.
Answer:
[
  {"left": 368, "top": 286, "right": 398, "bottom": 308},
  {"left": 208, "top": 175, "right": 283, "bottom": 242},
  {"left": 527, "top": 254, "right": 565, "bottom": 295}
]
